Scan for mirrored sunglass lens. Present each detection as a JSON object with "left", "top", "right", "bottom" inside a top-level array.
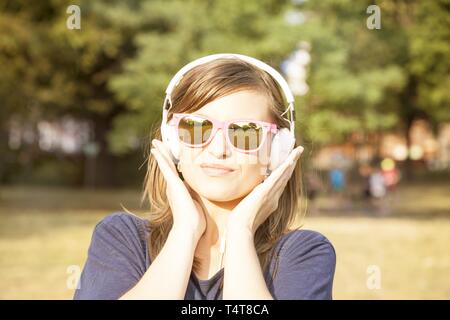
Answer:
[
  {"left": 178, "top": 115, "right": 213, "bottom": 145},
  {"left": 228, "top": 121, "right": 263, "bottom": 150}
]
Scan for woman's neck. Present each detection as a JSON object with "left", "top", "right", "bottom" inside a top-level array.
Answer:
[{"left": 194, "top": 195, "right": 243, "bottom": 259}]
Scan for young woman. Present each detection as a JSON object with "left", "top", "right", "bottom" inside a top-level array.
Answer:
[{"left": 74, "top": 54, "right": 336, "bottom": 300}]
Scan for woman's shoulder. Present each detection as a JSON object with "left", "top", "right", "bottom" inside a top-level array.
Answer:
[
  {"left": 275, "top": 228, "right": 336, "bottom": 262},
  {"left": 97, "top": 211, "right": 149, "bottom": 228},
  {"left": 268, "top": 229, "right": 336, "bottom": 300},
  {"left": 74, "top": 212, "right": 150, "bottom": 299},
  {"left": 92, "top": 211, "right": 150, "bottom": 250},
  {"left": 280, "top": 228, "right": 333, "bottom": 244}
]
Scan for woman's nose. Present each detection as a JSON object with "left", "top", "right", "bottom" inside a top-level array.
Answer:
[{"left": 207, "top": 128, "right": 231, "bottom": 158}]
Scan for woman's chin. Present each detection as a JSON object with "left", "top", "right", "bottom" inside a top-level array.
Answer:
[
  {"left": 199, "top": 190, "right": 238, "bottom": 202},
  {"left": 183, "top": 170, "right": 257, "bottom": 202}
]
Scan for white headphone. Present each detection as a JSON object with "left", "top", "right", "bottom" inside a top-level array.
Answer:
[{"left": 160, "top": 53, "right": 297, "bottom": 173}]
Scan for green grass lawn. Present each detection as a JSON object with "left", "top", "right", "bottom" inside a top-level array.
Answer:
[{"left": 0, "top": 181, "right": 449, "bottom": 299}]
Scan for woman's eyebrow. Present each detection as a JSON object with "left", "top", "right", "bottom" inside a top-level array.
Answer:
[
  {"left": 191, "top": 112, "right": 266, "bottom": 122},
  {"left": 192, "top": 112, "right": 208, "bottom": 117}
]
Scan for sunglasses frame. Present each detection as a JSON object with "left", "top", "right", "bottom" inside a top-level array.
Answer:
[{"left": 168, "top": 112, "right": 278, "bottom": 153}]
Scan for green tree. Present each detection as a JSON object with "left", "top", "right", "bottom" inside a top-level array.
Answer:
[
  {"left": 107, "top": 0, "right": 303, "bottom": 153},
  {"left": 290, "top": 0, "right": 449, "bottom": 178},
  {"left": 0, "top": 0, "right": 302, "bottom": 185}
]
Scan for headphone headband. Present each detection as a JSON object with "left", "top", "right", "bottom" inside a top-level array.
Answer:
[{"left": 162, "top": 53, "right": 296, "bottom": 133}]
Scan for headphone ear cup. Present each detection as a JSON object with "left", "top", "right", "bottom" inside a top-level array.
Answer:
[
  {"left": 161, "top": 124, "right": 180, "bottom": 163},
  {"left": 269, "top": 128, "right": 295, "bottom": 171}
]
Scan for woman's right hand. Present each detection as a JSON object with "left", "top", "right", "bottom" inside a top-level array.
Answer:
[{"left": 151, "top": 139, "right": 206, "bottom": 241}]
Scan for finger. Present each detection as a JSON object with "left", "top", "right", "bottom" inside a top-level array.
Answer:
[
  {"left": 264, "top": 146, "right": 303, "bottom": 187},
  {"left": 152, "top": 139, "right": 177, "bottom": 173},
  {"left": 287, "top": 147, "right": 303, "bottom": 174},
  {"left": 259, "top": 146, "right": 303, "bottom": 196},
  {"left": 152, "top": 139, "right": 175, "bottom": 168},
  {"left": 263, "top": 169, "right": 294, "bottom": 204},
  {"left": 274, "top": 159, "right": 299, "bottom": 195},
  {"left": 284, "top": 146, "right": 303, "bottom": 175},
  {"left": 242, "top": 147, "right": 304, "bottom": 210},
  {"left": 183, "top": 180, "right": 199, "bottom": 201},
  {"left": 288, "top": 145, "right": 304, "bottom": 165},
  {"left": 275, "top": 147, "right": 303, "bottom": 187},
  {"left": 151, "top": 147, "right": 179, "bottom": 184}
]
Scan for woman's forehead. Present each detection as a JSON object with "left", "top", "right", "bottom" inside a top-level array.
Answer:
[{"left": 192, "top": 90, "right": 272, "bottom": 121}]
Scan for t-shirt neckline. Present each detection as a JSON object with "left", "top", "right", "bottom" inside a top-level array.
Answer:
[{"left": 191, "top": 267, "right": 224, "bottom": 284}]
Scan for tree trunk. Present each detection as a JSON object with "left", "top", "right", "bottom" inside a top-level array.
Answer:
[
  {"left": 400, "top": 77, "right": 427, "bottom": 181},
  {"left": 85, "top": 115, "right": 117, "bottom": 188}
]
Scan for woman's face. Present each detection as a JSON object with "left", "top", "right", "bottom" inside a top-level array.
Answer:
[{"left": 179, "top": 90, "right": 274, "bottom": 202}]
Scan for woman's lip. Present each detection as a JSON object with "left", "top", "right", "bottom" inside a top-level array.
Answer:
[
  {"left": 200, "top": 166, "right": 235, "bottom": 176},
  {"left": 200, "top": 164, "right": 235, "bottom": 171}
]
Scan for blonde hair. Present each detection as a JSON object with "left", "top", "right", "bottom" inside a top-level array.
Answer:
[{"left": 142, "top": 57, "right": 306, "bottom": 284}]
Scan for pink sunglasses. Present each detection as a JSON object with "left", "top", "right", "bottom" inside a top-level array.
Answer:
[{"left": 168, "top": 113, "right": 278, "bottom": 152}]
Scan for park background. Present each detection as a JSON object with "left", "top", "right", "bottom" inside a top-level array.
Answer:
[{"left": 0, "top": 0, "right": 449, "bottom": 299}]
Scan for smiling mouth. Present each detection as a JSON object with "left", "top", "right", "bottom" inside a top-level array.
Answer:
[{"left": 200, "top": 166, "right": 235, "bottom": 176}]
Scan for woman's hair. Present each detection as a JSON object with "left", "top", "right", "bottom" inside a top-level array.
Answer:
[{"left": 142, "top": 57, "right": 306, "bottom": 281}]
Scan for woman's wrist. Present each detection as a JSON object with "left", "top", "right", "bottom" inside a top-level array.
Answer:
[
  {"left": 225, "top": 222, "right": 255, "bottom": 243},
  {"left": 170, "top": 224, "right": 203, "bottom": 244},
  {"left": 227, "top": 218, "right": 255, "bottom": 236}
]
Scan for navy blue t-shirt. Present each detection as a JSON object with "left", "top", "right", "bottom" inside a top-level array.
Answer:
[{"left": 74, "top": 212, "right": 336, "bottom": 300}]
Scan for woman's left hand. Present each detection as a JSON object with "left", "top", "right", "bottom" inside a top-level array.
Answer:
[{"left": 227, "top": 145, "right": 304, "bottom": 234}]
